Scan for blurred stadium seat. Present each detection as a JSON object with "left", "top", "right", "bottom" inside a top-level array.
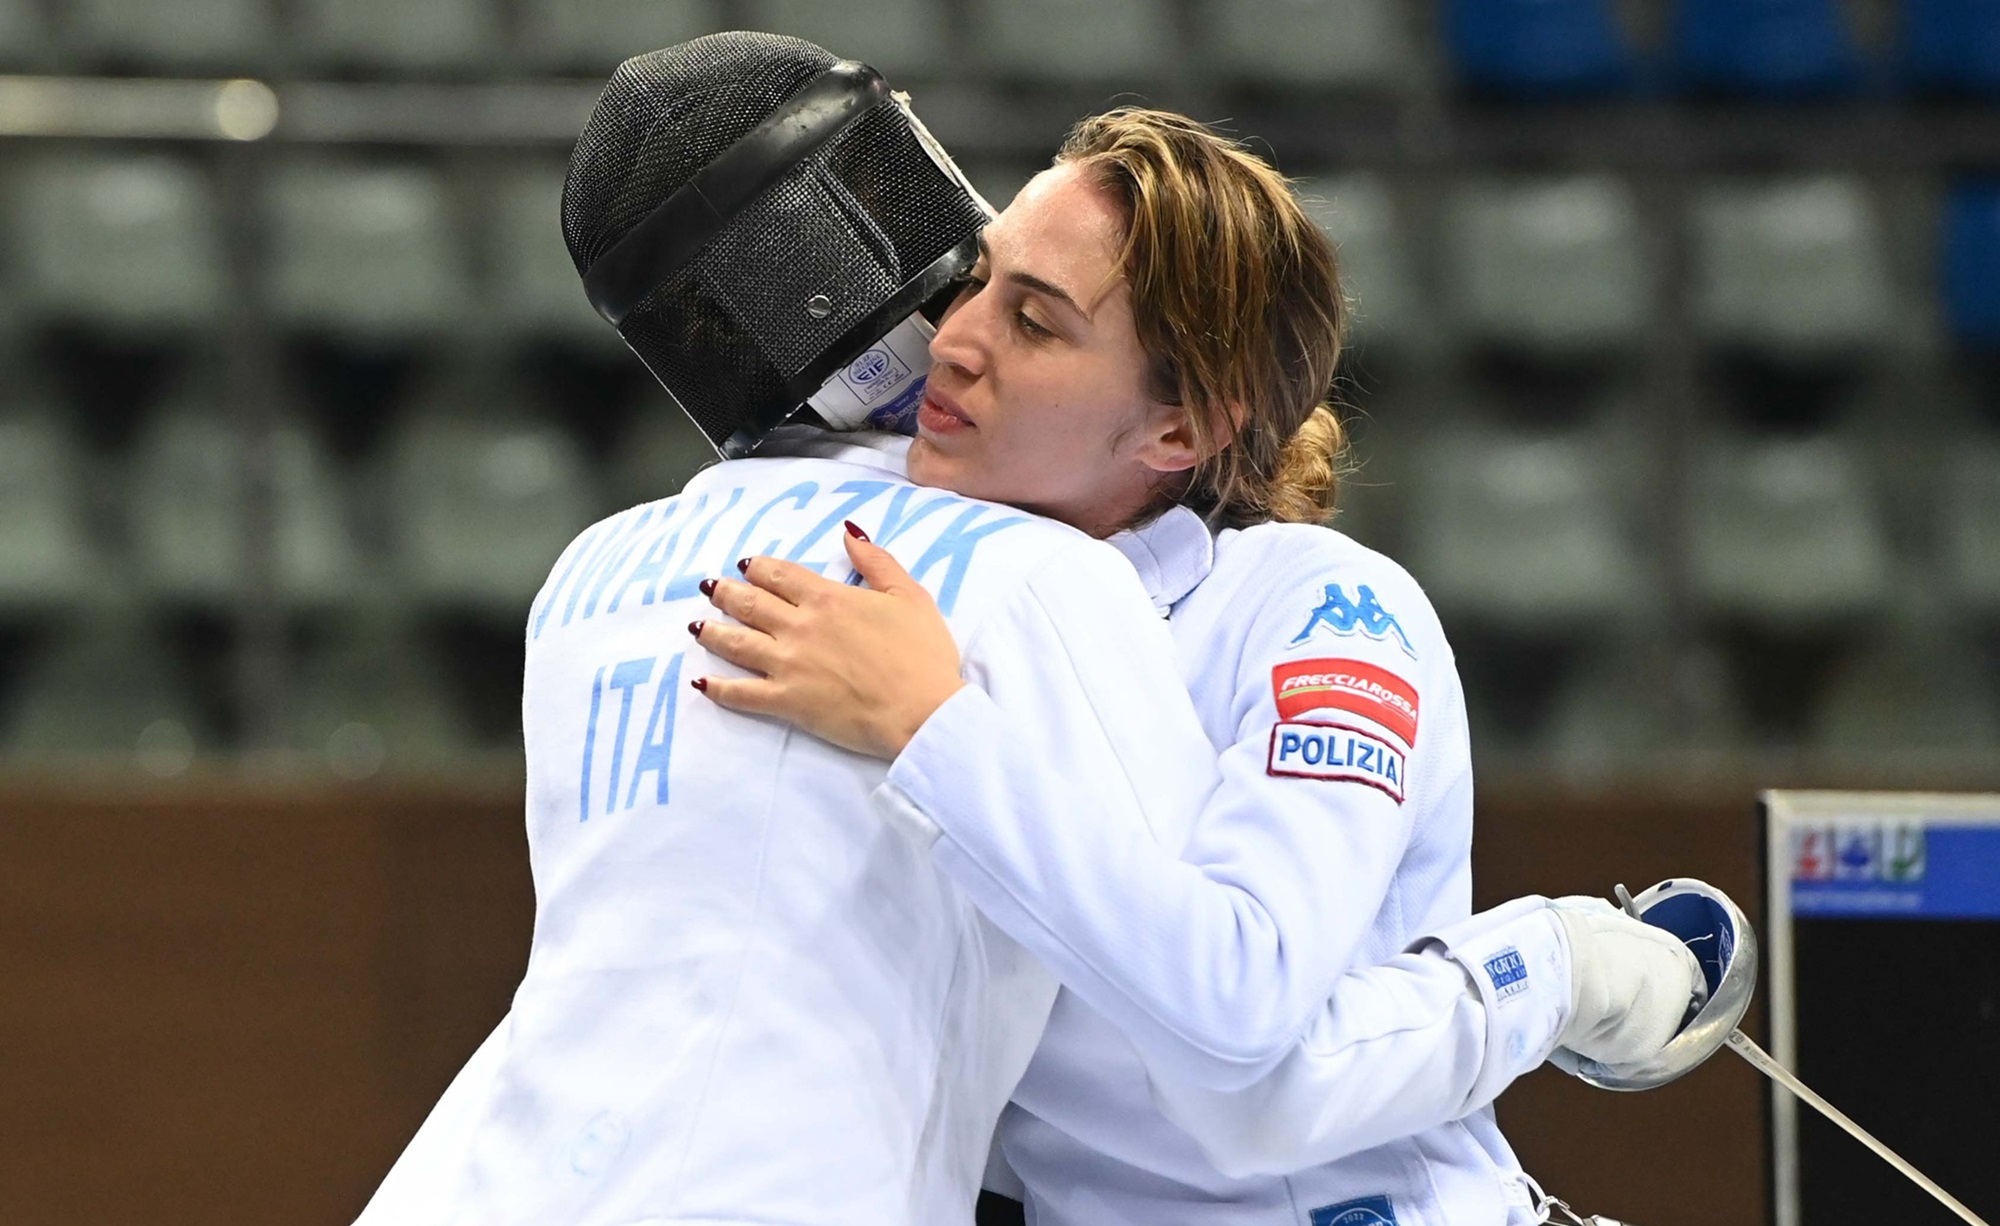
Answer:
[
  {"left": 1199, "top": 0, "right": 1422, "bottom": 92},
  {"left": 1443, "top": 0, "right": 1633, "bottom": 98},
  {"left": 1905, "top": 0, "right": 2000, "bottom": 96},
  {"left": 1, "top": 612, "right": 208, "bottom": 770},
  {"left": 0, "top": 0, "right": 47, "bottom": 69},
  {"left": 0, "top": 410, "right": 94, "bottom": 614},
  {"left": 488, "top": 159, "right": 613, "bottom": 346},
  {"left": 1673, "top": 0, "right": 1862, "bottom": 98},
  {"left": 1296, "top": 174, "right": 1421, "bottom": 353},
  {"left": 288, "top": 613, "right": 476, "bottom": 776},
  {"left": 1810, "top": 622, "right": 2000, "bottom": 754},
  {"left": 292, "top": 0, "right": 499, "bottom": 74},
  {"left": 127, "top": 404, "right": 359, "bottom": 610},
  {"left": 1446, "top": 175, "right": 1651, "bottom": 357},
  {"left": 615, "top": 405, "right": 719, "bottom": 508},
  {"left": 1946, "top": 444, "right": 2000, "bottom": 610},
  {"left": 14, "top": 154, "right": 224, "bottom": 332},
  {"left": 1691, "top": 178, "right": 1893, "bottom": 359},
  {"left": 267, "top": 160, "right": 470, "bottom": 341},
  {"left": 515, "top": 0, "right": 721, "bottom": 74},
  {"left": 739, "top": 0, "right": 949, "bottom": 81},
  {"left": 1688, "top": 435, "right": 1892, "bottom": 620},
  {"left": 1943, "top": 180, "right": 2000, "bottom": 350},
  {"left": 1405, "top": 428, "right": 1646, "bottom": 625},
  {"left": 63, "top": 0, "right": 275, "bottom": 73},
  {"left": 389, "top": 408, "right": 597, "bottom": 613},
  {"left": 966, "top": 0, "right": 1178, "bottom": 82}
]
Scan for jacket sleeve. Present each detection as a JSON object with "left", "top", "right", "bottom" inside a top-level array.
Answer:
[
  {"left": 1146, "top": 896, "right": 1574, "bottom": 1177},
  {"left": 879, "top": 540, "right": 1462, "bottom": 1089}
]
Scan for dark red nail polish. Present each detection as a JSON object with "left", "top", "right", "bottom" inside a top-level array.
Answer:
[
  {"left": 736, "top": 558, "right": 751, "bottom": 574},
  {"left": 844, "top": 520, "right": 871, "bottom": 542},
  {"left": 699, "top": 577, "right": 718, "bottom": 597},
  {"left": 690, "top": 677, "right": 708, "bottom": 693},
  {"left": 688, "top": 620, "right": 704, "bottom": 637}
]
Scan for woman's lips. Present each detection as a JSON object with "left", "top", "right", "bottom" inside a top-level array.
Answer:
[{"left": 917, "top": 387, "right": 973, "bottom": 435}]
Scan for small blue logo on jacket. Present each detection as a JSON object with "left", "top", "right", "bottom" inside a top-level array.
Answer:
[
  {"left": 1311, "top": 1194, "right": 1399, "bottom": 1226},
  {"left": 1291, "top": 584, "right": 1415, "bottom": 657},
  {"left": 1484, "top": 947, "right": 1529, "bottom": 1000}
]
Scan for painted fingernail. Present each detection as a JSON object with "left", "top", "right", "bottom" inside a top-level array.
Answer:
[
  {"left": 690, "top": 677, "right": 708, "bottom": 693},
  {"left": 736, "top": 557, "right": 751, "bottom": 574},
  {"left": 699, "top": 578, "right": 718, "bottom": 597},
  {"left": 688, "top": 620, "right": 704, "bottom": 637},
  {"left": 844, "top": 520, "right": 870, "bottom": 542}
]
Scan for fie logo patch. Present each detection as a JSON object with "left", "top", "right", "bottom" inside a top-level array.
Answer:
[{"left": 839, "top": 343, "right": 913, "bottom": 406}]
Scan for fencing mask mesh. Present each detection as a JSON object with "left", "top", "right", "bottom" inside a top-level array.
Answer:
[{"left": 564, "top": 32, "right": 989, "bottom": 454}]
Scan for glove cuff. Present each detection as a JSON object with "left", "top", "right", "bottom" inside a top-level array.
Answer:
[{"left": 1409, "top": 895, "right": 1571, "bottom": 1115}]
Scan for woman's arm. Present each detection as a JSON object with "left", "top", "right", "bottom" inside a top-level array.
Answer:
[{"left": 697, "top": 529, "right": 1442, "bottom": 1088}]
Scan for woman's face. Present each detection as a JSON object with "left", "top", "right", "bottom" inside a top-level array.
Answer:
[{"left": 906, "top": 163, "right": 1195, "bottom": 538}]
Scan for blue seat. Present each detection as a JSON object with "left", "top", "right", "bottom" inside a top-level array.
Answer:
[
  {"left": 1673, "top": 0, "right": 1861, "bottom": 98},
  {"left": 1943, "top": 181, "right": 2000, "bottom": 350},
  {"left": 1444, "top": 0, "right": 1633, "bottom": 98},
  {"left": 1906, "top": 0, "right": 2000, "bottom": 95}
]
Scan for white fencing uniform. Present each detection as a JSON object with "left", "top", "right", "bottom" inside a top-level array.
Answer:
[
  {"left": 352, "top": 428, "right": 1218, "bottom": 1226},
  {"left": 877, "top": 506, "right": 1549, "bottom": 1226}
]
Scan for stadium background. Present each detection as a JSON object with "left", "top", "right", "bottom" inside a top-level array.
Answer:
[{"left": 2, "top": 1, "right": 1996, "bottom": 1222}]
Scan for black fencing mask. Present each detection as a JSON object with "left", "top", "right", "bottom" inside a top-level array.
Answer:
[{"left": 564, "top": 32, "right": 992, "bottom": 456}]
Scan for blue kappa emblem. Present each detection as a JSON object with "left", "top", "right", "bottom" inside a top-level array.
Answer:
[
  {"left": 1291, "top": 583, "right": 1416, "bottom": 657},
  {"left": 1311, "top": 1195, "right": 1399, "bottom": 1226}
]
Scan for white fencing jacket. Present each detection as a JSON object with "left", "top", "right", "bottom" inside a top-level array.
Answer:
[
  {"left": 355, "top": 428, "right": 1571, "bottom": 1226},
  {"left": 352, "top": 429, "right": 1213, "bottom": 1226},
  {"left": 877, "top": 506, "right": 1562, "bottom": 1226}
]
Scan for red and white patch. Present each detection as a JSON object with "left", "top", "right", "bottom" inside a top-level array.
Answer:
[
  {"left": 1266, "top": 720, "right": 1407, "bottom": 803},
  {"left": 1271, "top": 657, "right": 1419, "bottom": 748}
]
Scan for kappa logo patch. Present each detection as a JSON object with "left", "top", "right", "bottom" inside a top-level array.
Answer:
[
  {"left": 1271, "top": 658, "right": 1420, "bottom": 747},
  {"left": 1267, "top": 720, "right": 1407, "bottom": 803},
  {"left": 1484, "top": 947, "right": 1529, "bottom": 1001},
  {"left": 1311, "top": 1195, "right": 1399, "bottom": 1226},
  {"left": 1290, "top": 583, "right": 1416, "bottom": 657}
]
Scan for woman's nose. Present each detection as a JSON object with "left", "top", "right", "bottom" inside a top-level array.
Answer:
[{"left": 927, "top": 287, "right": 989, "bottom": 377}]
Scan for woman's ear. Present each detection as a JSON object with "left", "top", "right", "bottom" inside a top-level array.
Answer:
[{"left": 1137, "top": 401, "right": 1243, "bottom": 476}]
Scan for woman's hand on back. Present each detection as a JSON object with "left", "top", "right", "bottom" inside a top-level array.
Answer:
[{"left": 690, "top": 523, "right": 966, "bottom": 760}]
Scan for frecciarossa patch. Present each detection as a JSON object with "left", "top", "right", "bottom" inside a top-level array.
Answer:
[
  {"left": 1267, "top": 720, "right": 1407, "bottom": 802},
  {"left": 1271, "top": 657, "right": 1419, "bottom": 747}
]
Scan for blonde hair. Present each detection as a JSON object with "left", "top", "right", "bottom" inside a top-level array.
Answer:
[{"left": 1056, "top": 108, "right": 1350, "bottom": 529}]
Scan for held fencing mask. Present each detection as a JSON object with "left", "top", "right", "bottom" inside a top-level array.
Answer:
[{"left": 564, "top": 31, "right": 992, "bottom": 456}]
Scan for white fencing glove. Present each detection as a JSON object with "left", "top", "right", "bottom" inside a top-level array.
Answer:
[{"left": 1549, "top": 896, "right": 1706, "bottom": 1070}]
